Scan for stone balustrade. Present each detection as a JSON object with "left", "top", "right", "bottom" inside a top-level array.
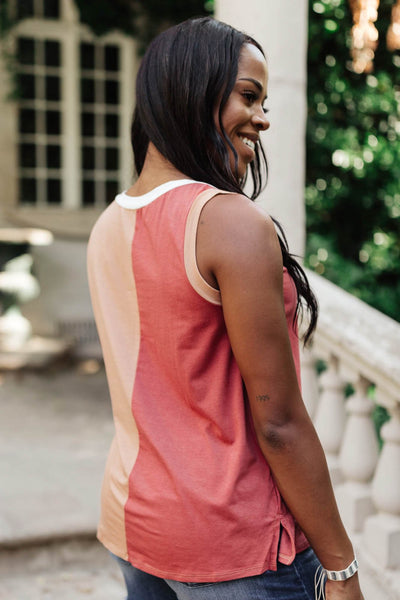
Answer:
[{"left": 301, "top": 270, "right": 400, "bottom": 599}]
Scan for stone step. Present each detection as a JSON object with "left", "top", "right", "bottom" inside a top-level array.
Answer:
[{"left": 0, "top": 538, "right": 124, "bottom": 600}]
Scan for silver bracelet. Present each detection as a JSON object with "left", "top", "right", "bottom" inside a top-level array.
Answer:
[{"left": 325, "top": 557, "right": 359, "bottom": 581}]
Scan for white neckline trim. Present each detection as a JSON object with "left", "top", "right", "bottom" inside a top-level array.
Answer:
[{"left": 115, "top": 179, "right": 199, "bottom": 209}]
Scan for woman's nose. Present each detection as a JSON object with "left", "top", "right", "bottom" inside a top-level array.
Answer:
[{"left": 252, "top": 110, "right": 270, "bottom": 131}]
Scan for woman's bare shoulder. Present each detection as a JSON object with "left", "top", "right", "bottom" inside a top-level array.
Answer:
[
  {"left": 203, "top": 192, "right": 274, "bottom": 226},
  {"left": 199, "top": 192, "right": 282, "bottom": 270}
]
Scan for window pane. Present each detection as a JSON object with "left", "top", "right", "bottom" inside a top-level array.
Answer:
[
  {"left": 45, "top": 75, "right": 60, "bottom": 101},
  {"left": 18, "top": 73, "right": 35, "bottom": 99},
  {"left": 105, "top": 114, "right": 118, "bottom": 138},
  {"left": 82, "top": 180, "right": 95, "bottom": 205},
  {"left": 47, "top": 179, "right": 61, "bottom": 204},
  {"left": 82, "top": 146, "right": 95, "bottom": 170},
  {"left": 19, "top": 143, "right": 36, "bottom": 168},
  {"left": 46, "top": 145, "right": 61, "bottom": 168},
  {"left": 19, "top": 109, "right": 36, "bottom": 133},
  {"left": 106, "top": 181, "right": 118, "bottom": 204},
  {"left": 17, "top": 0, "right": 34, "bottom": 20},
  {"left": 105, "top": 80, "right": 119, "bottom": 105},
  {"left": 45, "top": 40, "right": 60, "bottom": 67},
  {"left": 105, "top": 45, "right": 119, "bottom": 72},
  {"left": 81, "top": 78, "right": 95, "bottom": 103},
  {"left": 20, "top": 178, "right": 37, "bottom": 204},
  {"left": 81, "top": 112, "right": 95, "bottom": 136},
  {"left": 18, "top": 38, "right": 35, "bottom": 65},
  {"left": 80, "top": 43, "right": 95, "bottom": 70},
  {"left": 106, "top": 147, "right": 118, "bottom": 171},
  {"left": 44, "top": 0, "right": 60, "bottom": 18},
  {"left": 46, "top": 110, "right": 61, "bottom": 134}
]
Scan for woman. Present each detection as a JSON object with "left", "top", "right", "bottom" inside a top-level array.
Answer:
[{"left": 88, "top": 17, "right": 364, "bottom": 600}]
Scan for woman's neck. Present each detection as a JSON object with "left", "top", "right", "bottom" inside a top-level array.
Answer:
[{"left": 126, "top": 143, "right": 188, "bottom": 196}]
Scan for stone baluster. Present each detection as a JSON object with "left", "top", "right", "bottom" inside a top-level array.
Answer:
[
  {"left": 314, "top": 355, "right": 346, "bottom": 485},
  {"left": 300, "top": 344, "right": 319, "bottom": 419},
  {"left": 335, "top": 376, "right": 379, "bottom": 532},
  {"left": 364, "top": 401, "right": 400, "bottom": 569}
]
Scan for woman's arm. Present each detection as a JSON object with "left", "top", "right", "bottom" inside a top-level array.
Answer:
[{"left": 197, "top": 193, "right": 363, "bottom": 599}]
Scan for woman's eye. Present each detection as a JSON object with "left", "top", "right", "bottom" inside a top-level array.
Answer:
[
  {"left": 243, "top": 91, "right": 256, "bottom": 103},
  {"left": 263, "top": 107, "right": 269, "bottom": 114}
]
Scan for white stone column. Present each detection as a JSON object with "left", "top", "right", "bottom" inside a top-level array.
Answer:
[
  {"left": 335, "top": 376, "right": 379, "bottom": 532},
  {"left": 0, "top": 36, "right": 18, "bottom": 223},
  {"left": 215, "top": 0, "right": 308, "bottom": 256},
  {"left": 364, "top": 401, "right": 400, "bottom": 569},
  {"left": 300, "top": 344, "right": 319, "bottom": 418},
  {"left": 314, "top": 356, "right": 346, "bottom": 484},
  {"left": 62, "top": 3, "right": 81, "bottom": 208}
]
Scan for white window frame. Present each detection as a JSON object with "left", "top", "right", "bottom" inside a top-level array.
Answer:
[{"left": 3, "top": 0, "right": 137, "bottom": 238}]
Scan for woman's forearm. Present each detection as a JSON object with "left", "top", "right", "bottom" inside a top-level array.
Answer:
[{"left": 254, "top": 410, "right": 354, "bottom": 570}]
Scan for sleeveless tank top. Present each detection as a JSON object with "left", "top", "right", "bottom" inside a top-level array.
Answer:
[{"left": 87, "top": 180, "right": 308, "bottom": 583}]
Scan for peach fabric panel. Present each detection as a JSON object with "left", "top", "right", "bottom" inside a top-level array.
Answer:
[
  {"left": 184, "top": 188, "right": 230, "bottom": 305},
  {"left": 87, "top": 202, "right": 140, "bottom": 559}
]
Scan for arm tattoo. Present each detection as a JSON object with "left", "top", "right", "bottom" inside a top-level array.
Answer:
[{"left": 255, "top": 394, "right": 270, "bottom": 402}]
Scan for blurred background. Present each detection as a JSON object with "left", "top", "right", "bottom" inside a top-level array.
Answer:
[{"left": 0, "top": 1, "right": 399, "bottom": 598}]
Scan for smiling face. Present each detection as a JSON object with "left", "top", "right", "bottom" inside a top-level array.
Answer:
[{"left": 217, "top": 43, "right": 270, "bottom": 180}]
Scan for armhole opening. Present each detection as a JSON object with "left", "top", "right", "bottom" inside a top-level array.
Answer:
[{"left": 184, "top": 189, "right": 230, "bottom": 306}]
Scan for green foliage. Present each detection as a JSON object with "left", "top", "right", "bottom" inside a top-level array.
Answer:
[
  {"left": 0, "top": 1, "right": 15, "bottom": 37},
  {"left": 373, "top": 404, "right": 390, "bottom": 448},
  {"left": 75, "top": 0, "right": 213, "bottom": 51},
  {"left": 75, "top": 0, "right": 134, "bottom": 37},
  {"left": 306, "top": 0, "right": 400, "bottom": 321},
  {"left": 0, "top": 2, "right": 20, "bottom": 101}
]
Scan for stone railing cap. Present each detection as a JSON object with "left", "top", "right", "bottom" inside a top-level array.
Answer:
[{"left": 306, "top": 270, "right": 400, "bottom": 398}]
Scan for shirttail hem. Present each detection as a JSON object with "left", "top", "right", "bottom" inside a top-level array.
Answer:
[
  {"left": 127, "top": 555, "right": 280, "bottom": 583},
  {"left": 98, "top": 528, "right": 310, "bottom": 583},
  {"left": 278, "top": 539, "right": 310, "bottom": 565},
  {"left": 97, "top": 529, "right": 129, "bottom": 562},
  {"left": 98, "top": 530, "right": 282, "bottom": 582}
]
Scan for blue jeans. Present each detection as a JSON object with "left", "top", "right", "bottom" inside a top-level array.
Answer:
[{"left": 112, "top": 547, "right": 322, "bottom": 600}]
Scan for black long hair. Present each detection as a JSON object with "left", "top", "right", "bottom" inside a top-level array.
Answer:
[{"left": 131, "top": 17, "right": 317, "bottom": 343}]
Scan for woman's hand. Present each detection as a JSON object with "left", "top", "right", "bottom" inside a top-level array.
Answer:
[{"left": 325, "top": 575, "right": 364, "bottom": 599}]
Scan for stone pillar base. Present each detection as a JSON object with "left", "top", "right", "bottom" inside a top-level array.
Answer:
[
  {"left": 335, "top": 482, "right": 375, "bottom": 533},
  {"left": 364, "top": 513, "right": 400, "bottom": 569}
]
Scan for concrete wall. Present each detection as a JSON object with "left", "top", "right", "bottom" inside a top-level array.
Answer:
[
  {"left": 216, "top": 0, "right": 308, "bottom": 256},
  {"left": 20, "top": 240, "right": 101, "bottom": 357},
  {"left": 23, "top": 241, "right": 93, "bottom": 332}
]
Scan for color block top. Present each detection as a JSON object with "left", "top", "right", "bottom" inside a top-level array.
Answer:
[{"left": 87, "top": 180, "right": 308, "bottom": 583}]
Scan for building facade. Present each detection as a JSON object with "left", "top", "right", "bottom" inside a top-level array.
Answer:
[
  {"left": 0, "top": 0, "right": 137, "bottom": 349},
  {"left": 0, "top": 0, "right": 307, "bottom": 350}
]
